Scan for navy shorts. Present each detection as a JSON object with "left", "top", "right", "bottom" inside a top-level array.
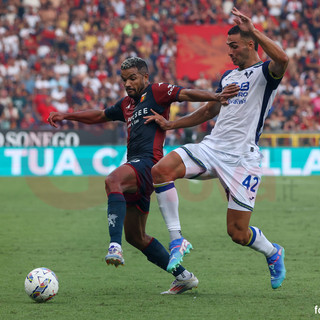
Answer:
[{"left": 124, "top": 157, "right": 155, "bottom": 214}]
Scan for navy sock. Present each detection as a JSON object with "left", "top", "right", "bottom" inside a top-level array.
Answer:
[
  {"left": 142, "top": 238, "right": 185, "bottom": 276},
  {"left": 107, "top": 192, "right": 126, "bottom": 245}
]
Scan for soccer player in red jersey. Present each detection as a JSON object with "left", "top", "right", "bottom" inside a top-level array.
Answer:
[{"left": 48, "top": 57, "right": 238, "bottom": 294}]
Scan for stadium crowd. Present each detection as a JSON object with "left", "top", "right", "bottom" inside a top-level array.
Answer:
[{"left": 0, "top": 0, "right": 319, "bottom": 145}]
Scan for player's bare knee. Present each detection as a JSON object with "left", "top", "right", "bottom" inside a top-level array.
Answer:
[
  {"left": 105, "top": 175, "right": 120, "bottom": 193},
  {"left": 227, "top": 227, "right": 248, "bottom": 246},
  {"left": 151, "top": 164, "right": 171, "bottom": 183}
]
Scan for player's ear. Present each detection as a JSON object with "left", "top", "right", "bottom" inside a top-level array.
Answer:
[{"left": 248, "top": 39, "right": 255, "bottom": 50}]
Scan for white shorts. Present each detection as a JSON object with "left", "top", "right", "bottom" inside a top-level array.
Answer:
[{"left": 174, "top": 143, "right": 262, "bottom": 211}]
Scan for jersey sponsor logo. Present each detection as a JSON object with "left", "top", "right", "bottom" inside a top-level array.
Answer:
[
  {"left": 227, "top": 81, "right": 250, "bottom": 104},
  {"left": 239, "top": 81, "right": 250, "bottom": 91},
  {"left": 167, "top": 84, "right": 175, "bottom": 95},
  {"left": 228, "top": 81, "right": 249, "bottom": 91},
  {"left": 157, "top": 82, "right": 177, "bottom": 95},
  {"left": 127, "top": 107, "right": 149, "bottom": 128}
]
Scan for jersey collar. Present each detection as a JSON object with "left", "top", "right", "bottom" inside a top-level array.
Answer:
[{"left": 238, "top": 61, "right": 263, "bottom": 71}]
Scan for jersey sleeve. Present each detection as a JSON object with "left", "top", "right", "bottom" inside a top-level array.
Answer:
[
  {"left": 262, "top": 60, "right": 283, "bottom": 89},
  {"left": 152, "top": 83, "right": 183, "bottom": 106},
  {"left": 215, "top": 70, "right": 233, "bottom": 93},
  {"left": 104, "top": 98, "right": 125, "bottom": 122}
]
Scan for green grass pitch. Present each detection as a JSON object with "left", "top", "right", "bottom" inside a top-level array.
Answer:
[{"left": 0, "top": 176, "right": 319, "bottom": 320}]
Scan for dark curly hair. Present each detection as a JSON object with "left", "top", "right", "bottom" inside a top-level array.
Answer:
[
  {"left": 228, "top": 25, "right": 259, "bottom": 51},
  {"left": 120, "top": 57, "right": 149, "bottom": 74}
]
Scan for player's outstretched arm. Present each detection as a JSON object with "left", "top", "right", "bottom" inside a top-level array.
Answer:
[
  {"left": 47, "top": 110, "right": 108, "bottom": 128},
  {"left": 144, "top": 100, "right": 220, "bottom": 130},
  {"left": 144, "top": 83, "right": 239, "bottom": 129},
  {"left": 179, "top": 83, "right": 239, "bottom": 104},
  {"left": 231, "top": 7, "right": 289, "bottom": 77}
]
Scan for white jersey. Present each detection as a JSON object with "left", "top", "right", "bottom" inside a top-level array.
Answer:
[{"left": 203, "top": 61, "right": 282, "bottom": 155}]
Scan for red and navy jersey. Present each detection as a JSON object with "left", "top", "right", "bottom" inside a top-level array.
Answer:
[{"left": 104, "top": 83, "right": 183, "bottom": 163}]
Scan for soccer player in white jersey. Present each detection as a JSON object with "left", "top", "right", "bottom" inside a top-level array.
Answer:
[{"left": 144, "top": 7, "right": 289, "bottom": 289}]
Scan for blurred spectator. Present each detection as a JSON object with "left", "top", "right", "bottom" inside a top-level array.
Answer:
[
  {"left": 2, "top": 102, "right": 19, "bottom": 129},
  {"left": 20, "top": 110, "right": 36, "bottom": 129},
  {"left": 33, "top": 90, "right": 57, "bottom": 124},
  {"left": 53, "top": 59, "right": 70, "bottom": 84},
  {"left": 267, "top": 0, "right": 283, "bottom": 18}
]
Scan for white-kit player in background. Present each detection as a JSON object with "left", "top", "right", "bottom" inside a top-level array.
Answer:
[{"left": 144, "top": 7, "right": 289, "bottom": 289}]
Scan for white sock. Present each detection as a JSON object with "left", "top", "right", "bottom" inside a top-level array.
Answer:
[
  {"left": 176, "top": 270, "right": 192, "bottom": 280},
  {"left": 154, "top": 181, "right": 182, "bottom": 242},
  {"left": 247, "top": 226, "right": 277, "bottom": 258}
]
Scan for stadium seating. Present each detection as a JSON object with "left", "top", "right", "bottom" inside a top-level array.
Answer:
[{"left": 0, "top": 0, "right": 319, "bottom": 146}]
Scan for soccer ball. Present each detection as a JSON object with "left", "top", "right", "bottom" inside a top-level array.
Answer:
[{"left": 24, "top": 267, "right": 59, "bottom": 302}]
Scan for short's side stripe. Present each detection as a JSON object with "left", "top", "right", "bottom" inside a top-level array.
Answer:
[
  {"left": 231, "top": 195, "right": 253, "bottom": 211},
  {"left": 181, "top": 146, "right": 207, "bottom": 178}
]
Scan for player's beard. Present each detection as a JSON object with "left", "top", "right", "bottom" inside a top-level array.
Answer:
[
  {"left": 126, "top": 89, "right": 136, "bottom": 98},
  {"left": 125, "top": 85, "right": 141, "bottom": 98},
  {"left": 126, "top": 83, "right": 145, "bottom": 99}
]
